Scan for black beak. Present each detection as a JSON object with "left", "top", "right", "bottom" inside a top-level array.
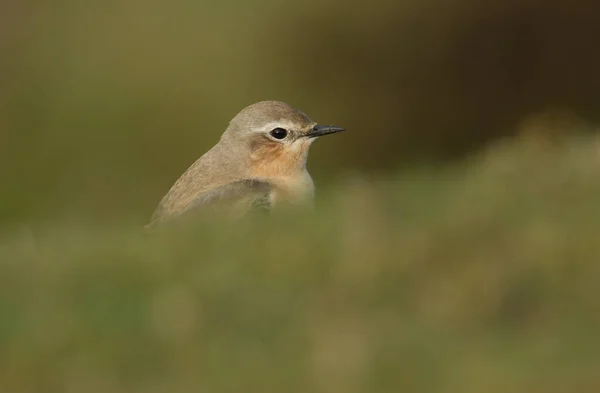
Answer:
[{"left": 306, "top": 124, "right": 345, "bottom": 138}]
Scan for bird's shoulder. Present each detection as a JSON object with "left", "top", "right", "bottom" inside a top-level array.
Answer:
[{"left": 147, "top": 178, "right": 272, "bottom": 227}]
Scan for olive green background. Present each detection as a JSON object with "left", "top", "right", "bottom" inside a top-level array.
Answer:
[
  {"left": 1, "top": 2, "right": 600, "bottom": 392},
  {"left": 1, "top": 0, "right": 599, "bottom": 224}
]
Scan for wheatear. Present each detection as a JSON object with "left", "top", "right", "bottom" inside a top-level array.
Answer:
[{"left": 147, "top": 101, "right": 344, "bottom": 227}]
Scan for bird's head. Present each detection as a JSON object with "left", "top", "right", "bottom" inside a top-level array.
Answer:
[{"left": 222, "top": 101, "right": 345, "bottom": 179}]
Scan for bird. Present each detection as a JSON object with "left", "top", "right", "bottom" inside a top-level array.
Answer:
[{"left": 146, "top": 100, "right": 344, "bottom": 227}]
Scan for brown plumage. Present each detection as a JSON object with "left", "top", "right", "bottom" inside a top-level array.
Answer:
[{"left": 147, "top": 101, "right": 344, "bottom": 227}]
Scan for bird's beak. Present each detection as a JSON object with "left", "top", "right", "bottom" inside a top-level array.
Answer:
[{"left": 306, "top": 124, "right": 345, "bottom": 138}]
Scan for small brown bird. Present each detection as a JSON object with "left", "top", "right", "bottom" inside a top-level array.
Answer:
[{"left": 147, "top": 101, "right": 344, "bottom": 227}]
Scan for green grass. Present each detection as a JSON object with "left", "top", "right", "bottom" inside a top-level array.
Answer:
[{"left": 1, "top": 136, "right": 600, "bottom": 393}]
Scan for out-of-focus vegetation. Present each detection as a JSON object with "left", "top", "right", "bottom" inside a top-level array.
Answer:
[
  {"left": 1, "top": 0, "right": 600, "bottom": 392},
  {"left": 1, "top": 136, "right": 600, "bottom": 393},
  {"left": 1, "top": 0, "right": 599, "bottom": 223}
]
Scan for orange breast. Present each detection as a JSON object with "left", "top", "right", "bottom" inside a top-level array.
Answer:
[{"left": 249, "top": 138, "right": 308, "bottom": 179}]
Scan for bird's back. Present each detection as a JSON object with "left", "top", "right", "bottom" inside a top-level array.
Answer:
[{"left": 147, "top": 144, "right": 272, "bottom": 227}]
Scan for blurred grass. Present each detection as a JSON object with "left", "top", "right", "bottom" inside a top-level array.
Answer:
[
  {"left": 1, "top": 136, "right": 600, "bottom": 393},
  {"left": 2, "top": 1, "right": 600, "bottom": 391}
]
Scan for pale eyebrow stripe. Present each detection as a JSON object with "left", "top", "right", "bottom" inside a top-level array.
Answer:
[{"left": 253, "top": 120, "right": 298, "bottom": 133}]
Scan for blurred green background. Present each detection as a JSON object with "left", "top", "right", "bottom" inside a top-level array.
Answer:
[
  {"left": 1, "top": 1, "right": 600, "bottom": 392},
  {"left": 1, "top": 0, "right": 599, "bottom": 224}
]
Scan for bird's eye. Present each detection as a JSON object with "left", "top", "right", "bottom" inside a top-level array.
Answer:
[{"left": 269, "top": 128, "right": 288, "bottom": 140}]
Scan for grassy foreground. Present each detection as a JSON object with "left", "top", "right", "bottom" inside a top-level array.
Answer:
[{"left": 1, "top": 137, "right": 600, "bottom": 393}]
